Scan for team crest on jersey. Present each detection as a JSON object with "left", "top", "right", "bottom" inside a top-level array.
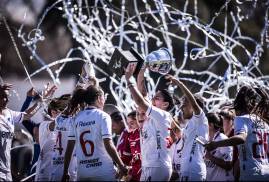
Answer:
[{"left": 142, "top": 130, "right": 148, "bottom": 139}]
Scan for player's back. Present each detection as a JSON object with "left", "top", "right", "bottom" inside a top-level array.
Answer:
[
  {"left": 51, "top": 115, "right": 76, "bottom": 181},
  {"left": 72, "top": 108, "right": 114, "bottom": 179},
  {"left": 235, "top": 114, "right": 269, "bottom": 180}
]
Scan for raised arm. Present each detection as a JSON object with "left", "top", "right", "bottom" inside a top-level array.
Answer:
[
  {"left": 137, "top": 65, "right": 147, "bottom": 97},
  {"left": 165, "top": 75, "right": 201, "bottom": 115},
  {"left": 20, "top": 88, "right": 38, "bottom": 112},
  {"left": 125, "top": 64, "right": 150, "bottom": 112},
  {"left": 205, "top": 133, "right": 246, "bottom": 151},
  {"left": 23, "top": 83, "right": 57, "bottom": 120}
]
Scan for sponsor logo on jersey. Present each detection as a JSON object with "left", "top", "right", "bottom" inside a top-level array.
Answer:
[
  {"left": 0, "top": 130, "right": 13, "bottom": 139},
  {"left": 156, "top": 130, "right": 161, "bottom": 149},
  {"left": 80, "top": 158, "right": 102, "bottom": 168},
  {"left": 78, "top": 120, "right": 95, "bottom": 127},
  {"left": 56, "top": 126, "right": 67, "bottom": 131}
]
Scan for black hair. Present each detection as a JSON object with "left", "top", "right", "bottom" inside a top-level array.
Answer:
[
  {"left": 110, "top": 111, "right": 125, "bottom": 123},
  {"left": 0, "top": 85, "right": 10, "bottom": 108},
  {"left": 194, "top": 94, "right": 205, "bottom": 110},
  {"left": 234, "top": 85, "right": 261, "bottom": 115},
  {"left": 127, "top": 110, "right": 136, "bottom": 120},
  {"left": 218, "top": 110, "right": 235, "bottom": 121},
  {"left": 253, "top": 87, "right": 269, "bottom": 122},
  {"left": 206, "top": 112, "right": 223, "bottom": 130},
  {"left": 69, "top": 85, "right": 103, "bottom": 114},
  {"left": 47, "top": 99, "right": 59, "bottom": 116},
  {"left": 159, "top": 89, "right": 174, "bottom": 111}
]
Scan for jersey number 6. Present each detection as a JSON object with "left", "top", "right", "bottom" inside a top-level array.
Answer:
[{"left": 80, "top": 130, "right": 95, "bottom": 157}]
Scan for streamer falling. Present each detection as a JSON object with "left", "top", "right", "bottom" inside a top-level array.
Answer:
[{"left": 18, "top": 0, "right": 269, "bottom": 112}]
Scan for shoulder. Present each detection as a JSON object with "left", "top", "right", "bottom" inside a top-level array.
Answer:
[
  {"left": 192, "top": 110, "right": 206, "bottom": 119},
  {"left": 218, "top": 132, "right": 228, "bottom": 140},
  {"left": 235, "top": 114, "right": 253, "bottom": 124},
  {"left": 6, "top": 108, "right": 23, "bottom": 118},
  {"left": 94, "top": 109, "right": 111, "bottom": 120}
]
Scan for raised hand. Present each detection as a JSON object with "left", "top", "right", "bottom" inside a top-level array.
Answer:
[
  {"left": 26, "top": 87, "right": 38, "bottom": 97},
  {"left": 125, "top": 63, "right": 136, "bottom": 82},
  {"left": 165, "top": 74, "right": 181, "bottom": 86},
  {"left": 0, "top": 83, "right": 12, "bottom": 91},
  {"left": 41, "top": 83, "right": 57, "bottom": 100}
]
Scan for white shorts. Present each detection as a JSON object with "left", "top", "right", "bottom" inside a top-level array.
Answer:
[
  {"left": 140, "top": 166, "right": 172, "bottom": 181},
  {"left": 179, "top": 172, "right": 206, "bottom": 181},
  {"left": 50, "top": 167, "right": 77, "bottom": 181},
  {"left": 50, "top": 156, "right": 77, "bottom": 181}
]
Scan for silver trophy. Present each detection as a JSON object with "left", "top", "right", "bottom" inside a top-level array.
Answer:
[{"left": 145, "top": 48, "right": 173, "bottom": 74}]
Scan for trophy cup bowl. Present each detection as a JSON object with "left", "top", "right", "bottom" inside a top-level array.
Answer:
[{"left": 145, "top": 48, "right": 173, "bottom": 75}]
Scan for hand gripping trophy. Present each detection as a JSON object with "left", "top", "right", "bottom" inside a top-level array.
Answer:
[{"left": 109, "top": 47, "right": 173, "bottom": 78}]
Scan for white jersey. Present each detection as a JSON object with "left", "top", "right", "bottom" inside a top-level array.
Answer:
[
  {"left": 35, "top": 121, "right": 57, "bottom": 181},
  {"left": 141, "top": 105, "right": 172, "bottom": 168},
  {"left": 68, "top": 107, "right": 115, "bottom": 180},
  {"left": 171, "top": 138, "right": 184, "bottom": 176},
  {"left": 234, "top": 114, "right": 269, "bottom": 181},
  {"left": 50, "top": 115, "right": 77, "bottom": 181},
  {"left": 205, "top": 131, "right": 233, "bottom": 181},
  {"left": 180, "top": 111, "right": 208, "bottom": 180},
  {"left": 0, "top": 109, "right": 23, "bottom": 181}
]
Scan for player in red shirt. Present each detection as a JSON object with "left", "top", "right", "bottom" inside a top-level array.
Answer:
[
  {"left": 111, "top": 111, "right": 132, "bottom": 165},
  {"left": 126, "top": 110, "right": 143, "bottom": 182}
]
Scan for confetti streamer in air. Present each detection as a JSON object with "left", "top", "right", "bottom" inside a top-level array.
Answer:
[
  {"left": 18, "top": 0, "right": 269, "bottom": 112},
  {"left": 1, "top": 15, "right": 35, "bottom": 88}
]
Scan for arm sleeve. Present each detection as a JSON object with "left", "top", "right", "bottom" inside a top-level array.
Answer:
[
  {"left": 101, "top": 113, "right": 112, "bottom": 139},
  {"left": 20, "top": 96, "right": 33, "bottom": 112},
  {"left": 234, "top": 116, "right": 248, "bottom": 135},
  {"left": 10, "top": 110, "right": 23, "bottom": 124}
]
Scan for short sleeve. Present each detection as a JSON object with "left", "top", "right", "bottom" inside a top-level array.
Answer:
[
  {"left": 146, "top": 105, "right": 171, "bottom": 129},
  {"left": 9, "top": 110, "right": 23, "bottom": 124},
  {"left": 101, "top": 113, "right": 112, "bottom": 139},
  {"left": 192, "top": 111, "right": 208, "bottom": 126},
  {"left": 234, "top": 116, "right": 249, "bottom": 135},
  {"left": 38, "top": 121, "right": 50, "bottom": 148},
  {"left": 68, "top": 119, "right": 76, "bottom": 141}
]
